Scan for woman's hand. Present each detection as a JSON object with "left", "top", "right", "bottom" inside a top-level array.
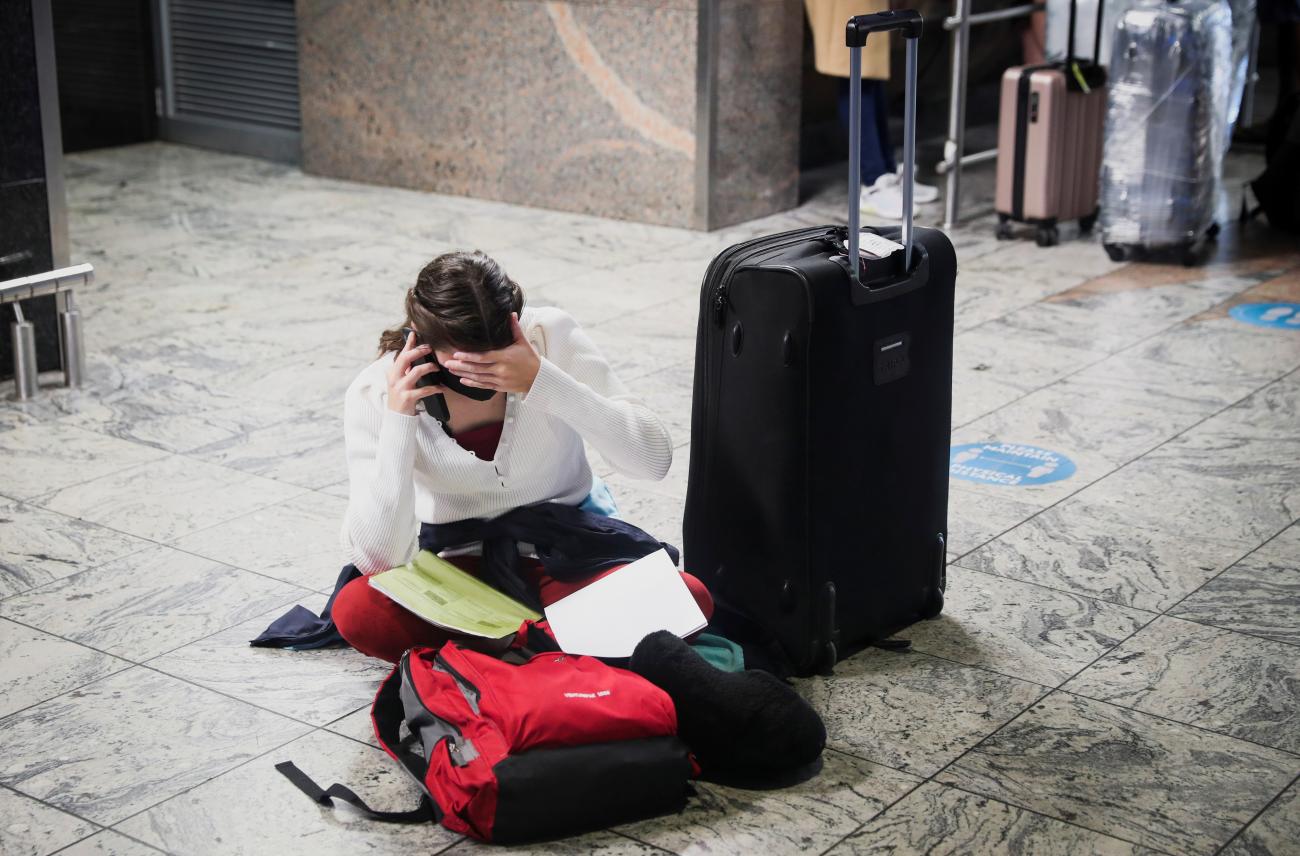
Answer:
[
  {"left": 387, "top": 331, "right": 446, "bottom": 415},
  {"left": 443, "top": 313, "right": 541, "bottom": 394}
]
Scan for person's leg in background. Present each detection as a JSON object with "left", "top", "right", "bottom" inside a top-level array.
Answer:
[
  {"left": 838, "top": 78, "right": 914, "bottom": 218},
  {"left": 838, "top": 78, "right": 892, "bottom": 185}
]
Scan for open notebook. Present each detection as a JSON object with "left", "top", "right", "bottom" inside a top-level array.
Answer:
[
  {"left": 368, "top": 551, "right": 541, "bottom": 638},
  {"left": 543, "top": 549, "right": 707, "bottom": 658},
  {"left": 370, "top": 549, "right": 706, "bottom": 655}
]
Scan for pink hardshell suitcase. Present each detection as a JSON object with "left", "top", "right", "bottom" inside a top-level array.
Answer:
[{"left": 994, "top": 0, "right": 1107, "bottom": 246}]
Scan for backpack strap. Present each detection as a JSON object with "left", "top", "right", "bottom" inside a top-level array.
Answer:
[
  {"left": 275, "top": 761, "right": 437, "bottom": 823},
  {"left": 275, "top": 666, "right": 444, "bottom": 825}
]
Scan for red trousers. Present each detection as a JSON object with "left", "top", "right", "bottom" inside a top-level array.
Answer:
[{"left": 333, "top": 554, "right": 714, "bottom": 664}]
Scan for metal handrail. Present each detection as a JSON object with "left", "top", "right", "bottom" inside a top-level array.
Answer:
[
  {"left": 938, "top": 1, "right": 1045, "bottom": 228},
  {"left": 0, "top": 263, "right": 94, "bottom": 303},
  {"left": 3, "top": 263, "right": 92, "bottom": 398}
]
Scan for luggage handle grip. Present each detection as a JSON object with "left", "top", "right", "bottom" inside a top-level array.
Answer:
[
  {"left": 845, "top": 11, "right": 922, "bottom": 284},
  {"left": 845, "top": 10, "right": 923, "bottom": 45}
]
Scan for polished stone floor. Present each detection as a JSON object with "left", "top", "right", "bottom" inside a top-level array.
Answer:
[{"left": 1, "top": 142, "right": 1298, "bottom": 856}]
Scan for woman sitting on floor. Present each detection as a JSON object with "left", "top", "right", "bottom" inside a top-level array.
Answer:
[{"left": 331, "top": 250, "right": 712, "bottom": 663}]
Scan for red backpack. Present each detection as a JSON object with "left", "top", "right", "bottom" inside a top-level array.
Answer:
[{"left": 278, "top": 628, "right": 695, "bottom": 843}]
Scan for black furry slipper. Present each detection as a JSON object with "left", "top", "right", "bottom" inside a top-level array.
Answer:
[{"left": 629, "top": 630, "right": 826, "bottom": 780}]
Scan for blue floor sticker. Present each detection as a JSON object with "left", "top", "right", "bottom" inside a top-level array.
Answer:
[
  {"left": 1229, "top": 302, "right": 1300, "bottom": 330},
  {"left": 950, "top": 442, "right": 1076, "bottom": 486}
]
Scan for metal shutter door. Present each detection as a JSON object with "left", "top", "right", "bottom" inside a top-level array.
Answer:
[{"left": 156, "top": 0, "right": 300, "bottom": 161}]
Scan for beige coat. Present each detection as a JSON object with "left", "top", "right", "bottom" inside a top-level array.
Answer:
[{"left": 805, "top": 0, "right": 891, "bottom": 80}]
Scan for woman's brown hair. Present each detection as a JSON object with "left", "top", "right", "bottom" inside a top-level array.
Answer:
[{"left": 378, "top": 251, "right": 525, "bottom": 356}]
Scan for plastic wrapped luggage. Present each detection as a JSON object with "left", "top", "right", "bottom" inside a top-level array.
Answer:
[
  {"left": 684, "top": 11, "right": 955, "bottom": 676},
  {"left": 1099, "top": 0, "right": 1233, "bottom": 264}
]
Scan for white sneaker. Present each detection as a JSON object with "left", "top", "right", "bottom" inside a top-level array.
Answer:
[
  {"left": 896, "top": 165, "right": 940, "bottom": 204},
  {"left": 859, "top": 174, "right": 918, "bottom": 220}
]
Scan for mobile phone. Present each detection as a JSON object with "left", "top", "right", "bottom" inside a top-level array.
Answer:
[{"left": 401, "top": 327, "right": 450, "bottom": 422}]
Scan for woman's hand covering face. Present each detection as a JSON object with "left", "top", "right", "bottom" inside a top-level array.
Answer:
[{"left": 441, "top": 313, "right": 541, "bottom": 395}]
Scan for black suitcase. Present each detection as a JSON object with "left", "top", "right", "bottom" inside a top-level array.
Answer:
[{"left": 683, "top": 11, "right": 956, "bottom": 676}]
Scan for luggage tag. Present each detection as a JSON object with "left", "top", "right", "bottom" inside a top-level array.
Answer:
[{"left": 842, "top": 234, "right": 907, "bottom": 285}]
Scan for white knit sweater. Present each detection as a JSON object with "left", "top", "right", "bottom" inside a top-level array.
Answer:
[{"left": 341, "top": 306, "right": 674, "bottom": 575}]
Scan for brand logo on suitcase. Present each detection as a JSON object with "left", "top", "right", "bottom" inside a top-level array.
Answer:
[{"left": 873, "top": 333, "right": 911, "bottom": 384}]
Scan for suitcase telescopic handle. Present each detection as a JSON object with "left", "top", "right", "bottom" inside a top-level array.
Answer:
[{"left": 845, "top": 10, "right": 923, "bottom": 280}]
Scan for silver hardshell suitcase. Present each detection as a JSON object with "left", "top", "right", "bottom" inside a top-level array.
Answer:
[{"left": 1098, "top": 0, "right": 1232, "bottom": 264}]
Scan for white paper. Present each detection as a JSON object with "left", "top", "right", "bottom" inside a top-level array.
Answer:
[{"left": 543, "top": 549, "right": 707, "bottom": 658}]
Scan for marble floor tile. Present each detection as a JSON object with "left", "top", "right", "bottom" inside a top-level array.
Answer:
[
  {"left": 489, "top": 245, "right": 596, "bottom": 289},
  {"left": 0, "top": 404, "right": 41, "bottom": 433},
  {"left": 35, "top": 454, "right": 305, "bottom": 544},
  {"left": 170, "top": 492, "right": 348, "bottom": 590},
  {"left": 1130, "top": 319, "right": 1300, "bottom": 382},
  {"left": 0, "top": 544, "right": 304, "bottom": 661},
  {"left": 147, "top": 595, "right": 389, "bottom": 725},
  {"left": 1191, "top": 372, "right": 1299, "bottom": 440},
  {"left": 1064, "top": 459, "right": 1297, "bottom": 549},
  {"left": 1045, "top": 270, "right": 1248, "bottom": 322},
  {"left": 1063, "top": 616, "right": 1300, "bottom": 754},
  {"left": 53, "top": 375, "right": 298, "bottom": 456},
  {"left": 826, "top": 781, "right": 1153, "bottom": 856},
  {"left": 1170, "top": 524, "right": 1300, "bottom": 646},
  {"left": 945, "top": 486, "right": 1043, "bottom": 557},
  {"left": 185, "top": 412, "right": 348, "bottom": 491},
  {"left": 440, "top": 831, "right": 653, "bottom": 855},
  {"left": 906, "top": 569, "right": 1152, "bottom": 687},
  {"left": 586, "top": 302, "right": 698, "bottom": 383},
  {"left": 1139, "top": 432, "right": 1300, "bottom": 501},
  {"left": 0, "top": 666, "right": 309, "bottom": 825},
  {"left": 961, "top": 238, "right": 1122, "bottom": 297},
  {"left": 1220, "top": 779, "right": 1300, "bottom": 856},
  {"left": 1056, "top": 353, "right": 1267, "bottom": 419},
  {"left": 58, "top": 830, "right": 167, "bottom": 856},
  {"left": 951, "top": 330, "right": 1104, "bottom": 426},
  {"left": 114, "top": 729, "right": 458, "bottom": 856},
  {"left": 632, "top": 361, "right": 695, "bottom": 446},
  {"left": 977, "top": 302, "right": 1175, "bottom": 357},
  {"left": 797, "top": 648, "right": 1047, "bottom": 776},
  {"left": 530, "top": 267, "right": 692, "bottom": 328},
  {"left": 959, "top": 505, "right": 1251, "bottom": 612},
  {"left": 0, "top": 422, "right": 168, "bottom": 502},
  {"left": 956, "top": 384, "right": 1199, "bottom": 471},
  {"left": 937, "top": 692, "right": 1300, "bottom": 855},
  {"left": 0, "top": 784, "right": 98, "bottom": 856},
  {"left": 207, "top": 347, "right": 364, "bottom": 414},
  {"left": 617, "top": 749, "right": 920, "bottom": 856},
  {"left": 322, "top": 705, "right": 377, "bottom": 748},
  {"left": 0, "top": 619, "right": 129, "bottom": 719},
  {"left": 0, "top": 499, "right": 151, "bottom": 599}
]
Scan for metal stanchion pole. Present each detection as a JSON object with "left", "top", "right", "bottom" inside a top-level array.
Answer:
[
  {"left": 10, "top": 303, "right": 39, "bottom": 401},
  {"left": 943, "top": 0, "right": 972, "bottom": 229},
  {"left": 59, "top": 290, "right": 84, "bottom": 388}
]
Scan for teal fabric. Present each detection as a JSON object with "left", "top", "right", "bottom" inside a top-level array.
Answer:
[
  {"left": 690, "top": 633, "right": 745, "bottom": 672},
  {"left": 578, "top": 474, "right": 621, "bottom": 519}
]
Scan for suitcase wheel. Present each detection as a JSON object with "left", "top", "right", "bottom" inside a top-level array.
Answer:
[
  {"left": 995, "top": 220, "right": 1013, "bottom": 241},
  {"left": 921, "top": 588, "right": 944, "bottom": 620},
  {"left": 1079, "top": 210, "right": 1098, "bottom": 234},
  {"left": 1035, "top": 225, "right": 1059, "bottom": 248},
  {"left": 1104, "top": 242, "right": 1130, "bottom": 262},
  {"left": 816, "top": 640, "right": 838, "bottom": 675}
]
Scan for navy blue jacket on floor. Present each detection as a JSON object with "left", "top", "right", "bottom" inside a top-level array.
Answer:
[{"left": 251, "top": 502, "right": 678, "bottom": 649}]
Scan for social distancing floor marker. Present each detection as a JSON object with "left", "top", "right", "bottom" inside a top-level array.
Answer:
[
  {"left": 949, "top": 442, "right": 1077, "bottom": 486},
  {"left": 1229, "top": 302, "right": 1300, "bottom": 330}
]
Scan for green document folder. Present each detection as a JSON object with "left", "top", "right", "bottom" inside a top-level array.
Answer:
[{"left": 368, "top": 551, "right": 542, "bottom": 638}]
